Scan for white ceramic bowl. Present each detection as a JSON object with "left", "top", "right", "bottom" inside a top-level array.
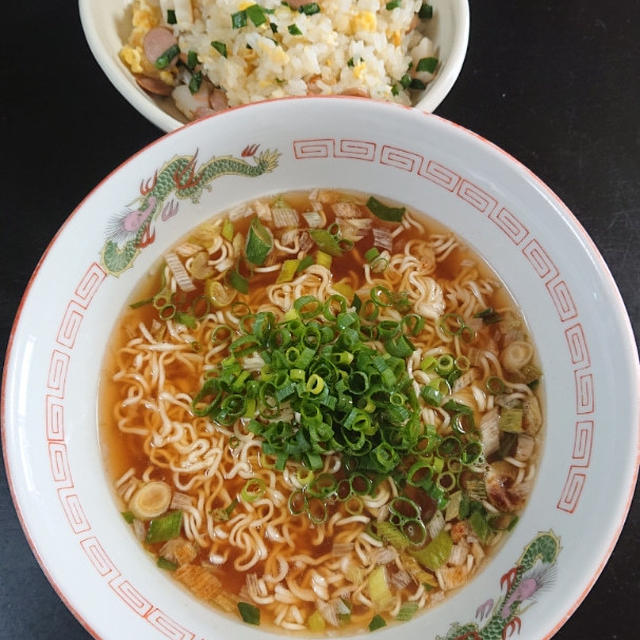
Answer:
[
  {"left": 3, "top": 98, "right": 639, "bottom": 640},
  {"left": 78, "top": 0, "right": 470, "bottom": 132}
]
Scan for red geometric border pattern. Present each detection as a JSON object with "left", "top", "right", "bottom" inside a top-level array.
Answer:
[
  {"left": 110, "top": 577, "right": 154, "bottom": 617},
  {"left": 292, "top": 138, "right": 334, "bottom": 159},
  {"left": 335, "top": 139, "right": 376, "bottom": 161},
  {"left": 74, "top": 262, "right": 106, "bottom": 308},
  {"left": 45, "top": 395, "right": 65, "bottom": 441},
  {"left": 548, "top": 279, "right": 578, "bottom": 322},
  {"left": 488, "top": 207, "right": 529, "bottom": 245},
  {"left": 380, "top": 145, "right": 422, "bottom": 172},
  {"left": 456, "top": 180, "right": 497, "bottom": 215},
  {"left": 56, "top": 301, "right": 85, "bottom": 349},
  {"left": 557, "top": 420, "right": 594, "bottom": 513},
  {"left": 58, "top": 489, "right": 91, "bottom": 534},
  {"left": 418, "top": 159, "right": 461, "bottom": 191},
  {"left": 564, "top": 324, "right": 590, "bottom": 369},
  {"left": 556, "top": 467, "right": 588, "bottom": 514},
  {"left": 145, "top": 609, "right": 196, "bottom": 640},
  {"left": 292, "top": 137, "right": 595, "bottom": 515},
  {"left": 80, "top": 537, "right": 120, "bottom": 579},
  {"left": 522, "top": 239, "right": 559, "bottom": 281}
]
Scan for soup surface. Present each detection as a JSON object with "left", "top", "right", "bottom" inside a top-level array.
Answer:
[{"left": 100, "top": 189, "right": 543, "bottom": 633}]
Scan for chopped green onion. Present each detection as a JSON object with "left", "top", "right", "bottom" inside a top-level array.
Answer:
[
  {"left": 364, "top": 247, "right": 380, "bottom": 263},
  {"left": 347, "top": 57, "right": 355, "bottom": 67},
  {"left": 386, "top": 0, "right": 401, "bottom": 8},
  {"left": 435, "top": 354, "right": 455, "bottom": 375},
  {"left": 485, "top": 376, "right": 506, "bottom": 395},
  {"left": 400, "top": 73, "right": 412, "bottom": 89},
  {"left": 186, "top": 50, "right": 198, "bottom": 70},
  {"left": 474, "top": 307, "right": 502, "bottom": 324},
  {"left": 222, "top": 218, "right": 234, "bottom": 241},
  {"left": 499, "top": 408, "right": 524, "bottom": 433},
  {"left": 241, "top": 478, "right": 266, "bottom": 502},
  {"left": 238, "top": 602, "right": 260, "bottom": 625},
  {"left": 175, "top": 311, "right": 197, "bottom": 329},
  {"left": 308, "top": 610, "right": 325, "bottom": 632},
  {"left": 145, "top": 511, "right": 182, "bottom": 544},
  {"left": 421, "top": 385, "right": 443, "bottom": 407},
  {"left": 366, "top": 196, "right": 405, "bottom": 222},
  {"left": 157, "top": 556, "right": 178, "bottom": 571},
  {"left": 417, "top": 57, "right": 438, "bottom": 73},
  {"left": 299, "top": 2, "right": 320, "bottom": 15},
  {"left": 418, "top": 3, "right": 433, "bottom": 19},
  {"left": 231, "top": 10, "right": 247, "bottom": 28},
  {"left": 276, "top": 259, "right": 300, "bottom": 283},
  {"left": 316, "top": 250, "right": 333, "bottom": 269},
  {"left": 167, "top": 9, "right": 177, "bottom": 24},
  {"left": 309, "top": 229, "right": 343, "bottom": 256},
  {"left": 229, "top": 269, "right": 249, "bottom": 294},
  {"left": 410, "top": 529, "right": 452, "bottom": 571},
  {"left": 246, "top": 216, "right": 273, "bottom": 265},
  {"left": 188, "top": 70, "right": 203, "bottom": 94},
  {"left": 288, "top": 23, "right": 302, "bottom": 35},
  {"left": 469, "top": 509, "right": 490, "bottom": 542},
  {"left": 296, "top": 254, "right": 314, "bottom": 273},
  {"left": 129, "top": 296, "right": 154, "bottom": 309},
  {"left": 246, "top": 4, "right": 267, "bottom": 26},
  {"left": 211, "top": 41, "right": 228, "bottom": 57},
  {"left": 409, "top": 78, "right": 426, "bottom": 90},
  {"left": 391, "top": 83, "right": 400, "bottom": 96},
  {"left": 121, "top": 511, "right": 135, "bottom": 524},
  {"left": 396, "top": 601, "right": 419, "bottom": 621},
  {"left": 155, "top": 44, "right": 180, "bottom": 69},
  {"left": 368, "top": 614, "right": 387, "bottom": 631}
]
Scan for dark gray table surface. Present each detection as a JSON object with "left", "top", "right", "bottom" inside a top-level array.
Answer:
[{"left": 1, "top": 1, "right": 638, "bottom": 638}]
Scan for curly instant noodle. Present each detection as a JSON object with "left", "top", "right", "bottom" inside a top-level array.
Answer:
[{"left": 101, "top": 189, "right": 543, "bottom": 633}]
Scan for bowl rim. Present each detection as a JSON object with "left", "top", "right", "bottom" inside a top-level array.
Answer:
[
  {"left": 78, "top": 0, "right": 470, "bottom": 132},
  {"left": 3, "top": 96, "right": 639, "bottom": 640}
]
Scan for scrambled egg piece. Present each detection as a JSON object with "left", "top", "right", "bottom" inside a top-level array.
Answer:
[
  {"left": 351, "top": 11, "right": 376, "bottom": 33},
  {"left": 239, "top": 1, "right": 253, "bottom": 10},
  {"left": 353, "top": 62, "right": 366, "bottom": 79},
  {"left": 391, "top": 31, "right": 402, "bottom": 46},
  {"left": 132, "top": 2, "right": 157, "bottom": 31},
  {"left": 120, "top": 46, "right": 144, "bottom": 74}
]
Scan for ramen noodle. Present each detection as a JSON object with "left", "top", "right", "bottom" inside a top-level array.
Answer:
[{"left": 101, "top": 190, "right": 543, "bottom": 633}]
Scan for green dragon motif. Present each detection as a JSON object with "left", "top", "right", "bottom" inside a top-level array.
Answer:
[
  {"left": 101, "top": 145, "right": 280, "bottom": 275},
  {"left": 436, "top": 531, "right": 561, "bottom": 640}
]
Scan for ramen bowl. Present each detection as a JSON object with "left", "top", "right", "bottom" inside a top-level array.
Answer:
[
  {"left": 3, "top": 98, "right": 638, "bottom": 640},
  {"left": 78, "top": 0, "right": 470, "bottom": 132}
]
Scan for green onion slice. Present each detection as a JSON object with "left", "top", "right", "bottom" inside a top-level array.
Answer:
[
  {"left": 417, "top": 57, "right": 438, "bottom": 73},
  {"left": 396, "top": 601, "right": 419, "bottom": 621},
  {"left": 211, "top": 41, "right": 228, "bottom": 57},
  {"left": 145, "top": 511, "right": 182, "bottom": 544},
  {"left": 238, "top": 602, "right": 260, "bottom": 625},
  {"left": 157, "top": 556, "right": 178, "bottom": 571},
  {"left": 366, "top": 196, "right": 405, "bottom": 222},
  {"left": 309, "top": 229, "right": 343, "bottom": 256},
  {"left": 231, "top": 10, "right": 247, "bottom": 28},
  {"left": 246, "top": 217, "right": 273, "bottom": 265},
  {"left": 229, "top": 268, "right": 250, "bottom": 294},
  {"left": 368, "top": 614, "right": 387, "bottom": 631},
  {"left": 155, "top": 44, "right": 179, "bottom": 69},
  {"left": 299, "top": 2, "right": 320, "bottom": 14},
  {"left": 418, "top": 3, "right": 433, "bottom": 19}
]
